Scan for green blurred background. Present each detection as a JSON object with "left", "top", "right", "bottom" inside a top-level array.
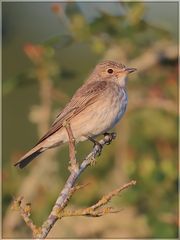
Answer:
[{"left": 2, "top": 1, "right": 178, "bottom": 238}]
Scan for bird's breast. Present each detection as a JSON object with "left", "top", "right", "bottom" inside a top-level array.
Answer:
[
  {"left": 107, "top": 87, "right": 128, "bottom": 129},
  {"left": 66, "top": 86, "right": 128, "bottom": 142}
]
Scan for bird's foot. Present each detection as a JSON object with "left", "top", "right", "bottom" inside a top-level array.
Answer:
[
  {"left": 103, "top": 132, "right": 116, "bottom": 145},
  {"left": 93, "top": 142, "right": 103, "bottom": 157},
  {"left": 88, "top": 136, "right": 103, "bottom": 157},
  {"left": 89, "top": 156, "right": 97, "bottom": 166}
]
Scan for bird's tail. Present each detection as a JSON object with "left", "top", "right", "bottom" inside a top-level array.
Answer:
[{"left": 14, "top": 144, "right": 45, "bottom": 169}]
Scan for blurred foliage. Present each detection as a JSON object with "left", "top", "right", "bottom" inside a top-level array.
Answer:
[{"left": 2, "top": 1, "right": 178, "bottom": 238}]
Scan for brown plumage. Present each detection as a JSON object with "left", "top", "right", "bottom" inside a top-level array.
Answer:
[{"left": 14, "top": 60, "right": 136, "bottom": 168}]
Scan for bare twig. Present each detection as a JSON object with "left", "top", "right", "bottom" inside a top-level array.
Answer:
[
  {"left": 58, "top": 180, "right": 136, "bottom": 218},
  {"left": 87, "top": 180, "right": 136, "bottom": 211},
  {"left": 64, "top": 121, "right": 78, "bottom": 172},
  {"left": 12, "top": 133, "right": 119, "bottom": 239},
  {"left": 12, "top": 178, "right": 136, "bottom": 239},
  {"left": 37, "top": 132, "right": 117, "bottom": 239},
  {"left": 59, "top": 207, "right": 121, "bottom": 218},
  {"left": 11, "top": 133, "right": 118, "bottom": 239},
  {"left": 11, "top": 197, "right": 41, "bottom": 237}
]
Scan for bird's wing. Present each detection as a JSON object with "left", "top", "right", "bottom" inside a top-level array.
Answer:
[{"left": 36, "top": 81, "right": 108, "bottom": 144}]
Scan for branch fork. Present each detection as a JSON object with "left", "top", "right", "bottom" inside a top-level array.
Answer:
[{"left": 12, "top": 125, "right": 136, "bottom": 239}]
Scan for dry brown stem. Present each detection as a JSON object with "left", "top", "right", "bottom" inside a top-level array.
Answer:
[
  {"left": 37, "top": 132, "right": 117, "bottom": 239},
  {"left": 64, "top": 122, "right": 79, "bottom": 172},
  {"left": 59, "top": 207, "right": 121, "bottom": 218},
  {"left": 88, "top": 180, "right": 136, "bottom": 211},
  {"left": 11, "top": 197, "right": 41, "bottom": 238},
  {"left": 12, "top": 179, "right": 136, "bottom": 239},
  {"left": 59, "top": 180, "right": 136, "bottom": 218}
]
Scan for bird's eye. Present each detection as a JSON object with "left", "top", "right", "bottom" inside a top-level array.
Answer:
[{"left": 107, "top": 68, "right": 113, "bottom": 74}]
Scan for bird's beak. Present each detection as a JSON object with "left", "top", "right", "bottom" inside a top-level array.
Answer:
[{"left": 125, "top": 67, "right": 137, "bottom": 74}]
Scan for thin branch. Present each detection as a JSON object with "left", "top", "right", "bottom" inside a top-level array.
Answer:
[
  {"left": 12, "top": 133, "right": 118, "bottom": 239},
  {"left": 12, "top": 133, "right": 117, "bottom": 239},
  {"left": 11, "top": 197, "right": 41, "bottom": 238},
  {"left": 37, "top": 132, "right": 117, "bottom": 239},
  {"left": 59, "top": 207, "right": 121, "bottom": 218},
  {"left": 64, "top": 121, "right": 78, "bottom": 172},
  {"left": 58, "top": 180, "right": 136, "bottom": 218},
  {"left": 87, "top": 180, "right": 136, "bottom": 211},
  {"left": 12, "top": 178, "right": 136, "bottom": 238}
]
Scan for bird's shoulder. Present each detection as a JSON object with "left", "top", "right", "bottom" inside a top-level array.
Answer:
[{"left": 73, "top": 80, "right": 108, "bottom": 97}]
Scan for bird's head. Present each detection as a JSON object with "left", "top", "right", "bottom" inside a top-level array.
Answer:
[{"left": 88, "top": 60, "right": 137, "bottom": 87}]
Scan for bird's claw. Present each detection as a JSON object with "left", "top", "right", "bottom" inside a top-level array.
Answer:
[
  {"left": 90, "top": 156, "right": 97, "bottom": 166},
  {"left": 88, "top": 136, "right": 102, "bottom": 156},
  {"left": 104, "top": 132, "right": 116, "bottom": 145},
  {"left": 94, "top": 143, "right": 102, "bottom": 156}
]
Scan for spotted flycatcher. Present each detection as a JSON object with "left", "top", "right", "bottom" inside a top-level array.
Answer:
[{"left": 14, "top": 60, "right": 136, "bottom": 168}]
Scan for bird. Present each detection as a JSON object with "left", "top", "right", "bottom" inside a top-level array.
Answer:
[{"left": 14, "top": 60, "right": 136, "bottom": 168}]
